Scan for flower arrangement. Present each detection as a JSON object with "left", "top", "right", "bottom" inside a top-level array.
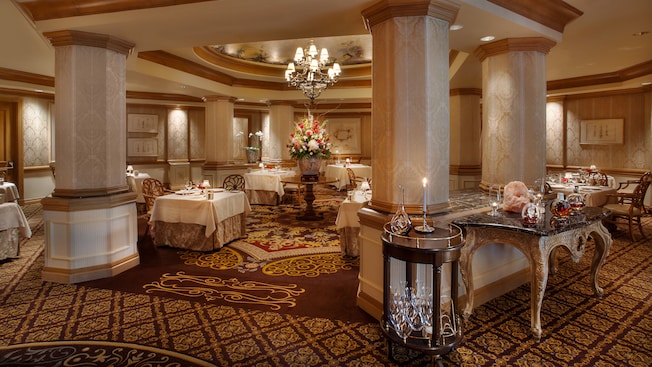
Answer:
[
  {"left": 244, "top": 130, "right": 264, "bottom": 151},
  {"left": 287, "top": 116, "right": 332, "bottom": 159}
]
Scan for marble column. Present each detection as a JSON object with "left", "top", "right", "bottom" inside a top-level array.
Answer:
[
  {"left": 40, "top": 30, "right": 139, "bottom": 283},
  {"left": 202, "top": 96, "right": 236, "bottom": 185},
  {"left": 362, "top": 0, "right": 458, "bottom": 214},
  {"left": 268, "top": 101, "right": 294, "bottom": 161},
  {"left": 450, "top": 88, "right": 482, "bottom": 190},
  {"left": 357, "top": 0, "right": 460, "bottom": 319},
  {"left": 476, "top": 38, "right": 556, "bottom": 189},
  {"left": 203, "top": 95, "right": 236, "bottom": 165}
]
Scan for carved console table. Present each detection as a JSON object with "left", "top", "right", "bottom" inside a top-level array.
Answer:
[{"left": 453, "top": 206, "right": 612, "bottom": 340}]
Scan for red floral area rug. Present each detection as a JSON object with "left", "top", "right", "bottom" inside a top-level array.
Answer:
[{"left": 229, "top": 198, "right": 344, "bottom": 261}]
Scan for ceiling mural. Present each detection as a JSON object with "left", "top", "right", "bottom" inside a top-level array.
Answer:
[{"left": 210, "top": 35, "right": 372, "bottom": 66}]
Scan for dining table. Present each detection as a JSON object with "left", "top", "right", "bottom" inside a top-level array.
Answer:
[
  {"left": 335, "top": 189, "right": 371, "bottom": 257},
  {"left": 244, "top": 168, "right": 296, "bottom": 205},
  {"left": 0, "top": 202, "right": 32, "bottom": 260},
  {"left": 0, "top": 182, "right": 20, "bottom": 203},
  {"left": 325, "top": 163, "right": 372, "bottom": 190},
  {"left": 548, "top": 183, "right": 617, "bottom": 207},
  {"left": 149, "top": 189, "right": 251, "bottom": 251}
]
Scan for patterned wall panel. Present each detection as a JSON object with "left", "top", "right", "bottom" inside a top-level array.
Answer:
[
  {"left": 545, "top": 101, "right": 564, "bottom": 166},
  {"left": 167, "top": 109, "right": 188, "bottom": 160},
  {"left": 565, "top": 92, "right": 650, "bottom": 170},
  {"left": 22, "top": 98, "right": 51, "bottom": 167},
  {"left": 189, "top": 109, "right": 205, "bottom": 160}
]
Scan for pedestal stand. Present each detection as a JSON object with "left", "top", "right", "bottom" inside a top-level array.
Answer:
[{"left": 381, "top": 223, "right": 464, "bottom": 366}]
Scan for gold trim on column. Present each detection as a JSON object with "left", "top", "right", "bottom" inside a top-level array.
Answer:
[
  {"left": 42, "top": 191, "right": 137, "bottom": 211},
  {"left": 44, "top": 30, "right": 134, "bottom": 56},
  {"left": 362, "top": 0, "right": 460, "bottom": 28},
  {"left": 474, "top": 37, "right": 557, "bottom": 61}
]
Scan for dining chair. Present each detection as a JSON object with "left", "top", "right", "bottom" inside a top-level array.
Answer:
[
  {"left": 602, "top": 171, "right": 651, "bottom": 241},
  {"left": 223, "top": 174, "right": 245, "bottom": 191},
  {"left": 346, "top": 168, "right": 363, "bottom": 190},
  {"left": 140, "top": 178, "right": 172, "bottom": 238},
  {"left": 588, "top": 171, "right": 609, "bottom": 186}
]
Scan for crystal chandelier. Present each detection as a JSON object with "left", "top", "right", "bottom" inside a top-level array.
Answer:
[{"left": 285, "top": 41, "right": 341, "bottom": 102}]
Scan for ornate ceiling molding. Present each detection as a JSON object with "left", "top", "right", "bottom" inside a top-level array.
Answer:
[
  {"left": 44, "top": 30, "right": 134, "bottom": 56},
  {"left": 488, "top": 0, "right": 583, "bottom": 33}
]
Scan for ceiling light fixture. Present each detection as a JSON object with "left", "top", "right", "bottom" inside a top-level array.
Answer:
[
  {"left": 480, "top": 36, "right": 495, "bottom": 42},
  {"left": 285, "top": 41, "right": 341, "bottom": 103},
  {"left": 450, "top": 24, "right": 463, "bottom": 31}
]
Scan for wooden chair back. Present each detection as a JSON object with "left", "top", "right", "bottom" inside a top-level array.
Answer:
[{"left": 223, "top": 174, "right": 245, "bottom": 191}]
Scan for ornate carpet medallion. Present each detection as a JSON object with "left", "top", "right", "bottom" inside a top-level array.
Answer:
[
  {"left": 179, "top": 248, "right": 242, "bottom": 270},
  {"left": 262, "top": 253, "right": 359, "bottom": 277},
  {"left": 143, "top": 272, "right": 305, "bottom": 310}
]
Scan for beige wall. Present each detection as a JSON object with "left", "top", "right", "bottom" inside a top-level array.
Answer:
[
  {"left": 11, "top": 87, "right": 651, "bottom": 202},
  {"left": 546, "top": 89, "right": 652, "bottom": 172}
]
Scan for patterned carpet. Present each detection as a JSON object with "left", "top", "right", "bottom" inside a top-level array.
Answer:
[{"left": 0, "top": 203, "right": 650, "bottom": 366}]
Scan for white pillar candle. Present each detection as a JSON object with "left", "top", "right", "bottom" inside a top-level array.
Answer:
[{"left": 422, "top": 177, "right": 428, "bottom": 212}]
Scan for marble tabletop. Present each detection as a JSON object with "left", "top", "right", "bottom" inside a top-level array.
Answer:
[{"left": 452, "top": 203, "right": 611, "bottom": 237}]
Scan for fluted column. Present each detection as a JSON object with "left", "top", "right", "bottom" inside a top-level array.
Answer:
[
  {"left": 476, "top": 38, "right": 556, "bottom": 189},
  {"left": 41, "top": 30, "right": 138, "bottom": 283},
  {"left": 268, "top": 101, "right": 294, "bottom": 161},
  {"left": 362, "top": 0, "right": 459, "bottom": 214}
]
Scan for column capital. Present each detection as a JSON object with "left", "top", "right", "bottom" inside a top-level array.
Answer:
[
  {"left": 268, "top": 100, "right": 295, "bottom": 106},
  {"left": 44, "top": 30, "right": 134, "bottom": 56},
  {"left": 202, "top": 95, "right": 237, "bottom": 103},
  {"left": 474, "top": 37, "right": 557, "bottom": 62},
  {"left": 362, "top": 0, "right": 460, "bottom": 28}
]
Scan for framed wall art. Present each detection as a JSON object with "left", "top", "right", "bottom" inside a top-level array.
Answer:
[
  {"left": 580, "top": 118, "right": 624, "bottom": 145},
  {"left": 127, "top": 138, "right": 158, "bottom": 157},
  {"left": 127, "top": 113, "right": 158, "bottom": 133},
  {"left": 328, "top": 118, "right": 361, "bottom": 155}
]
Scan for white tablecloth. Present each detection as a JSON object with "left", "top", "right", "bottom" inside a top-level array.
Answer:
[
  {"left": 549, "top": 184, "right": 617, "bottom": 207},
  {"left": 150, "top": 190, "right": 251, "bottom": 237},
  {"left": 335, "top": 190, "right": 369, "bottom": 256},
  {"left": 0, "top": 182, "right": 19, "bottom": 203},
  {"left": 244, "top": 169, "right": 296, "bottom": 205},
  {"left": 0, "top": 202, "right": 31, "bottom": 260},
  {"left": 325, "top": 164, "right": 372, "bottom": 190},
  {"left": 127, "top": 173, "right": 151, "bottom": 203}
]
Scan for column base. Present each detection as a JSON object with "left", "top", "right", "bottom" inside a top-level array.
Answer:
[{"left": 41, "top": 192, "right": 140, "bottom": 284}]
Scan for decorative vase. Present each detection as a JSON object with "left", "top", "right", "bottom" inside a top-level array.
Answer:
[
  {"left": 246, "top": 149, "right": 260, "bottom": 163},
  {"left": 297, "top": 157, "right": 322, "bottom": 181},
  {"left": 567, "top": 192, "right": 585, "bottom": 212},
  {"left": 550, "top": 193, "right": 572, "bottom": 218},
  {"left": 390, "top": 186, "right": 412, "bottom": 235}
]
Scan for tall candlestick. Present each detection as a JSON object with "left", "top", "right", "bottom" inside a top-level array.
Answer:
[{"left": 422, "top": 177, "right": 427, "bottom": 212}]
